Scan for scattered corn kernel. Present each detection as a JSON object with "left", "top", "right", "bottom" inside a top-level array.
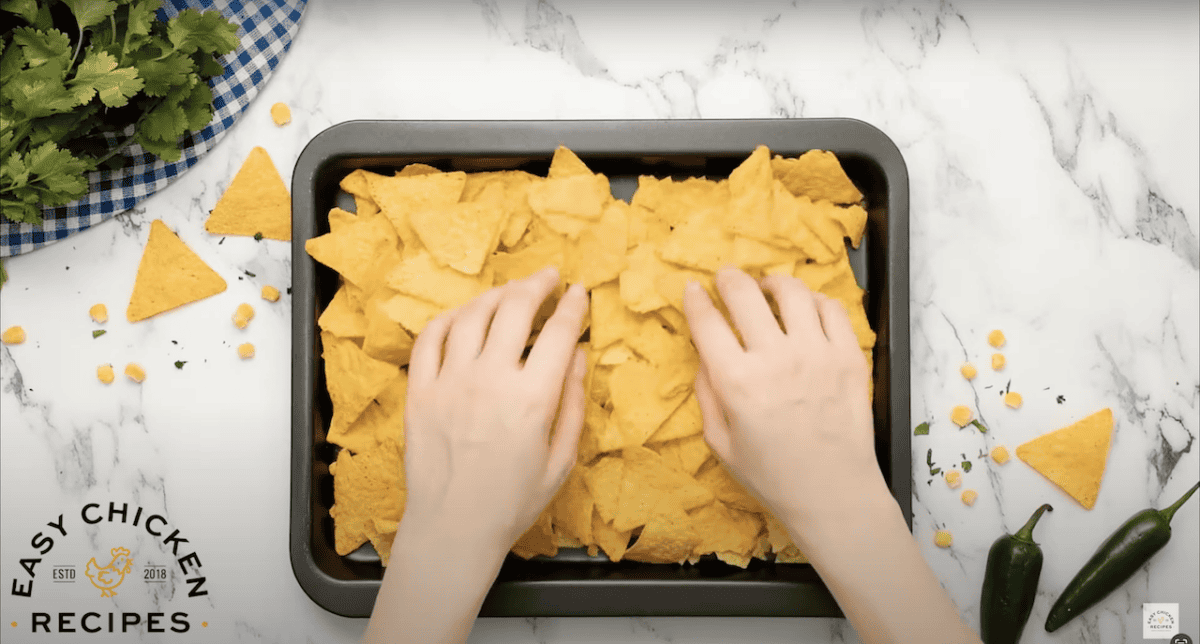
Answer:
[
  {"left": 124, "top": 363, "right": 145, "bottom": 383},
  {"left": 238, "top": 342, "right": 255, "bottom": 359},
  {"left": 89, "top": 303, "right": 108, "bottom": 323},
  {"left": 992, "top": 353, "right": 1006, "bottom": 370},
  {"left": 261, "top": 285, "right": 281, "bottom": 302},
  {"left": 2, "top": 326, "right": 25, "bottom": 344},
  {"left": 1004, "top": 391, "right": 1023, "bottom": 409},
  {"left": 988, "top": 329, "right": 1006, "bottom": 348},
  {"left": 991, "top": 445, "right": 1010, "bottom": 465},
  {"left": 961, "top": 363, "right": 977, "bottom": 380},
  {"left": 945, "top": 470, "right": 962, "bottom": 489},
  {"left": 934, "top": 530, "right": 953, "bottom": 548},
  {"left": 961, "top": 490, "right": 978, "bottom": 506},
  {"left": 950, "top": 405, "right": 973, "bottom": 427},
  {"left": 97, "top": 364, "right": 115, "bottom": 384},
  {"left": 233, "top": 303, "right": 255, "bottom": 329},
  {"left": 271, "top": 102, "right": 291, "bottom": 126}
]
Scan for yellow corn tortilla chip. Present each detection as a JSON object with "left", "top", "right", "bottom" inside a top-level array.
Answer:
[
  {"left": 127, "top": 220, "right": 227, "bottom": 322},
  {"left": 584, "top": 455, "right": 624, "bottom": 524},
  {"left": 397, "top": 163, "right": 441, "bottom": 177},
  {"left": 619, "top": 244, "right": 671, "bottom": 313},
  {"left": 733, "top": 235, "right": 801, "bottom": 269},
  {"left": 626, "top": 202, "right": 672, "bottom": 249},
  {"left": 379, "top": 292, "right": 444, "bottom": 336},
  {"left": 410, "top": 199, "right": 507, "bottom": 275},
  {"left": 689, "top": 501, "right": 763, "bottom": 562},
  {"left": 647, "top": 392, "right": 702, "bottom": 443},
  {"left": 323, "top": 332, "right": 401, "bottom": 436},
  {"left": 305, "top": 214, "right": 400, "bottom": 293},
  {"left": 385, "top": 249, "right": 494, "bottom": 309},
  {"left": 578, "top": 398, "right": 609, "bottom": 465},
  {"left": 590, "top": 282, "right": 645, "bottom": 350},
  {"left": 511, "top": 507, "right": 558, "bottom": 559},
  {"left": 725, "top": 145, "right": 774, "bottom": 241},
  {"left": 489, "top": 223, "right": 569, "bottom": 284},
  {"left": 528, "top": 174, "right": 610, "bottom": 220},
  {"left": 339, "top": 169, "right": 378, "bottom": 199},
  {"left": 550, "top": 467, "right": 594, "bottom": 545},
  {"left": 608, "top": 360, "right": 690, "bottom": 448},
  {"left": 318, "top": 285, "right": 367, "bottom": 339},
  {"left": 652, "top": 433, "right": 711, "bottom": 477},
  {"left": 329, "top": 371, "right": 408, "bottom": 454},
  {"left": 548, "top": 145, "right": 593, "bottom": 178},
  {"left": 462, "top": 170, "right": 538, "bottom": 248},
  {"left": 366, "top": 170, "right": 466, "bottom": 250},
  {"left": 361, "top": 291, "right": 416, "bottom": 365},
  {"left": 770, "top": 181, "right": 839, "bottom": 263},
  {"left": 328, "top": 206, "right": 357, "bottom": 233},
  {"left": 329, "top": 437, "right": 405, "bottom": 556},
  {"left": 590, "top": 510, "right": 632, "bottom": 562},
  {"left": 632, "top": 176, "right": 728, "bottom": 231},
  {"left": 205, "top": 146, "right": 292, "bottom": 240},
  {"left": 623, "top": 502, "right": 701, "bottom": 564},
  {"left": 696, "top": 463, "right": 765, "bottom": 514},
  {"left": 658, "top": 214, "right": 735, "bottom": 272},
  {"left": 796, "top": 196, "right": 850, "bottom": 260},
  {"left": 369, "top": 519, "right": 398, "bottom": 567},
  {"left": 568, "top": 200, "right": 629, "bottom": 288},
  {"left": 354, "top": 194, "right": 380, "bottom": 219},
  {"left": 613, "top": 446, "right": 713, "bottom": 532},
  {"left": 1016, "top": 408, "right": 1114, "bottom": 510},
  {"left": 771, "top": 150, "right": 863, "bottom": 205}
]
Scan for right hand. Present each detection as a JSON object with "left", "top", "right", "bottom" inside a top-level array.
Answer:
[{"left": 683, "top": 267, "right": 891, "bottom": 546}]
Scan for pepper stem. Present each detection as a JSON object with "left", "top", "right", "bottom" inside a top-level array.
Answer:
[
  {"left": 1013, "top": 503, "right": 1053, "bottom": 543},
  {"left": 1159, "top": 481, "right": 1200, "bottom": 524}
]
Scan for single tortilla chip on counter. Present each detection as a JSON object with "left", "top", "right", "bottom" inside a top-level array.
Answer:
[
  {"left": 206, "top": 147, "right": 292, "bottom": 240},
  {"left": 1016, "top": 408, "right": 1114, "bottom": 510},
  {"left": 127, "top": 220, "right": 227, "bottom": 322}
]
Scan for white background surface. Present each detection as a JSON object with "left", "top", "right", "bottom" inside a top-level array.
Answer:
[{"left": 2, "top": 1, "right": 1197, "bottom": 642}]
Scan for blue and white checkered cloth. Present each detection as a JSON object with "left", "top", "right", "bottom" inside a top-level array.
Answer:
[{"left": 1, "top": 0, "right": 307, "bottom": 258}]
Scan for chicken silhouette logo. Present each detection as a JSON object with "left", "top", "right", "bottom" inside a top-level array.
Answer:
[{"left": 85, "top": 547, "right": 134, "bottom": 598}]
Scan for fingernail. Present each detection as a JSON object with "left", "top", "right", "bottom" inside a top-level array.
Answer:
[{"left": 685, "top": 280, "right": 702, "bottom": 293}]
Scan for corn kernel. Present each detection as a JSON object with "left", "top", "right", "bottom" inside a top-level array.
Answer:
[
  {"left": 950, "top": 405, "right": 973, "bottom": 427},
  {"left": 945, "top": 470, "right": 962, "bottom": 489},
  {"left": 960, "top": 363, "right": 977, "bottom": 380},
  {"left": 934, "top": 530, "right": 953, "bottom": 548},
  {"left": 97, "top": 364, "right": 115, "bottom": 384},
  {"left": 261, "top": 285, "right": 281, "bottom": 302},
  {"left": 233, "top": 303, "right": 255, "bottom": 329},
  {"left": 125, "top": 363, "right": 145, "bottom": 383},
  {"left": 991, "top": 445, "right": 1010, "bottom": 465},
  {"left": 2, "top": 326, "right": 25, "bottom": 344},
  {"left": 961, "top": 490, "right": 978, "bottom": 506},
  {"left": 271, "top": 102, "right": 291, "bottom": 126},
  {"left": 238, "top": 343, "right": 255, "bottom": 359},
  {"left": 1004, "top": 391, "right": 1023, "bottom": 409},
  {"left": 89, "top": 303, "right": 108, "bottom": 323},
  {"left": 988, "top": 329, "right": 1006, "bottom": 348},
  {"left": 992, "top": 353, "right": 1006, "bottom": 370}
]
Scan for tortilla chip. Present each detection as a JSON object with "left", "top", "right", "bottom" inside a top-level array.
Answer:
[
  {"left": 318, "top": 285, "right": 368, "bottom": 339},
  {"left": 463, "top": 170, "right": 537, "bottom": 248},
  {"left": 771, "top": 150, "right": 863, "bottom": 205},
  {"left": 378, "top": 293, "right": 444, "bottom": 336},
  {"left": 796, "top": 196, "right": 850, "bottom": 260},
  {"left": 127, "top": 220, "right": 227, "bottom": 322},
  {"left": 328, "top": 207, "right": 357, "bottom": 233},
  {"left": 329, "top": 437, "right": 405, "bottom": 556},
  {"left": 613, "top": 446, "right": 713, "bottom": 532},
  {"left": 386, "top": 250, "right": 494, "bottom": 309},
  {"left": 529, "top": 174, "right": 610, "bottom": 221},
  {"left": 205, "top": 146, "right": 292, "bottom": 240},
  {"left": 410, "top": 199, "right": 507, "bottom": 275},
  {"left": 608, "top": 360, "right": 690, "bottom": 448},
  {"left": 1016, "top": 408, "right": 1114, "bottom": 510},
  {"left": 397, "top": 163, "right": 441, "bottom": 177},
  {"left": 511, "top": 508, "right": 558, "bottom": 559},
  {"left": 647, "top": 392, "right": 702, "bottom": 443},
  {"left": 548, "top": 145, "right": 593, "bottom": 178},
  {"left": 323, "top": 332, "right": 401, "bottom": 435},
  {"left": 689, "top": 501, "right": 763, "bottom": 562},
  {"left": 695, "top": 463, "right": 765, "bottom": 514},
  {"left": 367, "top": 171, "right": 466, "bottom": 250},
  {"left": 658, "top": 215, "right": 735, "bottom": 272},
  {"left": 584, "top": 455, "right": 624, "bottom": 524},
  {"left": 339, "top": 169, "right": 377, "bottom": 199},
  {"left": 590, "top": 510, "right": 632, "bottom": 562},
  {"left": 329, "top": 371, "right": 408, "bottom": 454},
  {"left": 620, "top": 244, "right": 671, "bottom": 313},
  {"left": 490, "top": 224, "right": 569, "bottom": 284},
  {"left": 550, "top": 467, "right": 595, "bottom": 545},
  {"left": 725, "top": 145, "right": 774, "bottom": 241},
  {"left": 361, "top": 291, "right": 416, "bottom": 365},
  {"left": 652, "top": 433, "right": 711, "bottom": 477},
  {"left": 589, "top": 282, "right": 645, "bottom": 350},
  {"left": 624, "top": 502, "right": 701, "bottom": 564},
  {"left": 569, "top": 200, "right": 629, "bottom": 288},
  {"left": 305, "top": 214, "right": 400, "bottom": 293}
]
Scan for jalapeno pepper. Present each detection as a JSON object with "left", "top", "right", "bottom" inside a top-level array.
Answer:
[
  {"left": 980, "top": 503, "right": 1052, "bottom": 644},
  {"left": 1045, "top": 480, "right": 1200, "bottom": 632}
]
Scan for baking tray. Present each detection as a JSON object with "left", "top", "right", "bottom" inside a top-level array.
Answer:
[{"left": 290, "top": 119, "right": 910, "bottom": 618}]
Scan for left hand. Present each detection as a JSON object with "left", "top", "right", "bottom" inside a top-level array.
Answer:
[{"left": 401, "top": 266, "right": 588, "bottom": 550}]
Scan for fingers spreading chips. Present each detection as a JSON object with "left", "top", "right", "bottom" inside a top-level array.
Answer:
[{"left": 311, "top": 146, "right": 873, "bottom": 567}]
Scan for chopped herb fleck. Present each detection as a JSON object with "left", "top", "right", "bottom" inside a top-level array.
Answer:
[
  {"left": 254, "top": 232, "right": 264, "bottom": 241},
  {"left": 171, "top": 340, "right": 178, "bottom": 345},
  {"left": 92, "top": 330, "right": 106, "bottom": 339},
  {"left": 1056, "top": 395, "right": 1065, "bottom": 404},
  {"left": 914, "top": 422, "right": 930, "bottom": 436},
  {"left": 930, "top": 467, "right": 942, "bottom": 476},
  {"left": 174, "top": 361, "right": 187, "bottom": 369},
  {"left": 962, "top": 461, "right": 973, "bottom": 473},
  {"left": 970, "top": 419, "right": 988, "bottom": 433},
  {"left": 286, "top": 287, "right": 292, "bottom": 295},
  {"left": 219, "top": 238, "right": 226, "bottom": 245},
  {"left": 245, "top": 271, "right": 256, "bottom": 278}
]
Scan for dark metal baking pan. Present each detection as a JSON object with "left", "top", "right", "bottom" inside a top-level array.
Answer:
[{"left": 290, "top": 119, "right": 910, "bottom": 618}]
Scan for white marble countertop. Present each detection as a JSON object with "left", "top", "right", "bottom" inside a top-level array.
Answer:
[{"left": 2, "top": 1, "right": 1198, "bottom": 642}]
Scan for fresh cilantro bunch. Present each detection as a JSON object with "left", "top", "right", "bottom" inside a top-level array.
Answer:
[{"left": 0, "top": 0, "right": 239, "bottom": 224}]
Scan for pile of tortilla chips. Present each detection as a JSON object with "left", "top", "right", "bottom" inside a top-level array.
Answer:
[{"left": 312, "top": 145, "right": 875, "bottom": 567}]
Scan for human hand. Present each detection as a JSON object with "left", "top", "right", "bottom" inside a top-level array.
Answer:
[
  {"left": 402, "top": 266, "right": 588, "bottom": 551},
  {"left": 683, "top": 267, "right": 891, "bottom": 547}
]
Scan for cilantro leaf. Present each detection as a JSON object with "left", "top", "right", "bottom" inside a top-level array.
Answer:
[
  {"left": 70, "top": 50, "right": 144, "bottom": 107},
  {"left": 2, "top": 0, "right": 41, "bottom": 23},
  {"left": 0, "top": 260, "right": 7, "bottom": 288},
  {"left": 11, "top": 26, "right": 71, "bottom": 68},
  {"left": 136, "top": 51, "right": 192, "bottom": 97},
  {"left": 194, "top": 52, "right": 224, "bottom": 79},
  {"left": 970, "top": 419, "right": 988, "bottom": 434},
  {"left": 134, "top": 130, "right": 182, "bottom": 162},
  {"left": 139, "top": 99, "right": 187, "bottom": 142},
  {"left": 4, "top": 61, "right": 79, "bottom": 118},
  {"left": 1, "top": 198, "right": 43, "bottom": 224},
  {"left": 930, "top": 467, "right": 941, "bottom": 476},
  {"left": 179, "top": 79, "right": 212, "bottom": 131},
  {"left": 174, "top": 360, "right": 186, "bottom": 369},
  {"left": 167, "top": 9, "right": 240, "bottom": 56},
  {"left": 962, "top": 461, "right": 973, "bottom": 473},
  {"left": 125, "top": 0, "right": 162, "bottom": 46},
  {"left": 60, "top": 0, "right": 118, "bottom": 29},
  {"left": 913, "top": 422, "right": 930, "bottom": 436},
  {"left": 1, "top": 39, "right": 27, "bottom": 81},
  {"left": 93, "top": 330, "right": 107, "bottom": 338}
]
